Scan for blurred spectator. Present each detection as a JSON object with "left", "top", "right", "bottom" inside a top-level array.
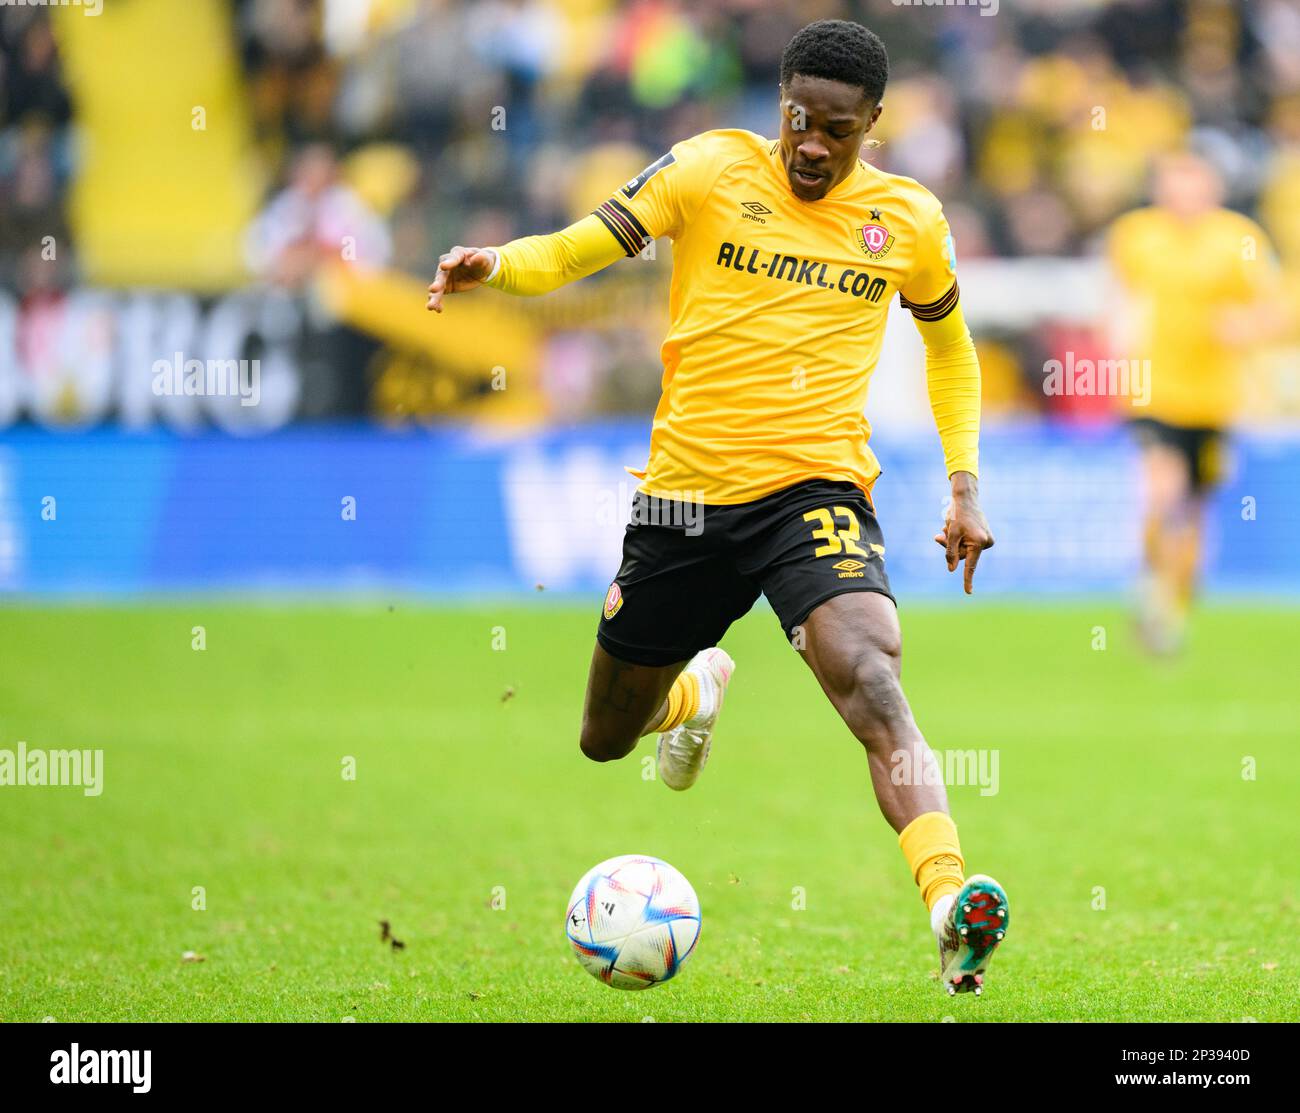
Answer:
[
  {"left": 2, "top": 13, "right": 71, "bottom": 127},
  {"left": 246, "top": 143, "right": 391, "bottom": 288},
  {"left": 2, "top": 0, "right": 1297, "bottom": 424}
]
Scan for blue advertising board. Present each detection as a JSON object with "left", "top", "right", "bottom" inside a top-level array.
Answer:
[{"left": 1, "top": 422, "right": 1296, "bottom": 598}]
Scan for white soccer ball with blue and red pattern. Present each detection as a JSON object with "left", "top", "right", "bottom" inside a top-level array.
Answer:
[{"left": 565, "top": 854, "right": 701, "bottom": 990}]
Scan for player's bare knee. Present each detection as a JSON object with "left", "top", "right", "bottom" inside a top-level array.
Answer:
[
  {"left": 579, "top": 723, "right": 636, "bottom": 763},
  {"left": 845, "top": 649, "right": 908, "bottom": 751}
]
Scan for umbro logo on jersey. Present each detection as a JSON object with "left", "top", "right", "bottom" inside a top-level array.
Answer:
[
  {"left": 832, "top": 558, "right": 866, "bottom": 578},
  {"left": 740, "top": 200, "right": 772, "bottom": 224}
]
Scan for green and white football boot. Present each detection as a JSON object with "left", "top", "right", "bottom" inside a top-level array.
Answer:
[{"left": 932, "top": 874, "right": 1009, "bottom": 997}]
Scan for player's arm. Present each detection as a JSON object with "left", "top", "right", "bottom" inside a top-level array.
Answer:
[
  {"left": 912, "top": 302, "right": 994, "bottom": 594},
  {"left": 426, "top": 215, "right": 625, "bottom": 312},
  {"left": 1103, "top": 211, "right": 1152, "bottom": 357},
  {"left": 1216, "top": 221, "right": 1291, "bottom": 346},
  {"left": 898, "top": 203, "right": 993, "bottom": 594},
  {"left": 428, "top": 141, "right": 709, "bottom": 312}
]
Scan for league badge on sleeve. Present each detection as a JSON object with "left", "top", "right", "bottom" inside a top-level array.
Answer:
[
  {"left": 621, "top": 152, "right": 676, "bottom": 199},
  {"left": 943, "top": 231, "right": 957, "bottom": 274}
]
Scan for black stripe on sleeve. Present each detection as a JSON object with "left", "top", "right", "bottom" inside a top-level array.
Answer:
[
  {"left": 900, "top": 280, "right": 960, "bottom": 322},
  {"left": 604, "top": 197, "right": 651, "bottom": 253},
  {"left": 593, "top": 203, "right": 639, "bottom": 257}
]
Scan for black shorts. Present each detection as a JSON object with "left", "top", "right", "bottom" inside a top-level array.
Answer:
[
  {"left": 1129, "top": 418, "right": 1226, "bottom": 494},
  {"left": 596, "top": 479, "right": 894, "bottom": 667}
]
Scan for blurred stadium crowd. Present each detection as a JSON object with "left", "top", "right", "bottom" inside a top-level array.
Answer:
[
  {"left": 0, "top": 0, "right": 1297, "bottom": 424},
  {"left": 224, "top": 0, "right": 1300, "bottom": 262}
]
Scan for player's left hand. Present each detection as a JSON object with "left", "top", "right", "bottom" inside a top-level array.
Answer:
[
  {"left": 426, "top": 245, "right": 497, "bottom": 313},
  {"left": 934, "top": 473, "right": 994, "bottom": 594}
]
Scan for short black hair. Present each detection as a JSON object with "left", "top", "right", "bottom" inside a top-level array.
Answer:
[{"left": 779, "top": 20, "right": 889, "bottom": 106}]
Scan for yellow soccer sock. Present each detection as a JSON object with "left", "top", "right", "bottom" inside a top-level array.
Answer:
[
  {"left": 899, "top": 811, "right": 965, "bottom": 912},
  {"left": 1172, "top": 525, "right": 1202, "bottom": 613},
  {"left": 645, "top": 670, "right": 700, "bottom": 735}
]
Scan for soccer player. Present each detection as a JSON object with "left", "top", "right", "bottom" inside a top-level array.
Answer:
[
  {"left": 1107, "top": 152, "right": 1285, "bottom": 655},
  {"left": 429, "top": 20, "right": 1007, "bottom": 995}
]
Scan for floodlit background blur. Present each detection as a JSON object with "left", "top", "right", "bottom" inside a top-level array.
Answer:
[{"left": 0, "top": 0, "right": 1297, "bottom": 596}]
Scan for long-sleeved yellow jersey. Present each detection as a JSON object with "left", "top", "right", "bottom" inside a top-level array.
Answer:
[
  {"left": 486, "top": 128, "right": 979, "bottom": 504},
  {"left": 1107, "top": 206, "right": 1279, "bottom": 429}
]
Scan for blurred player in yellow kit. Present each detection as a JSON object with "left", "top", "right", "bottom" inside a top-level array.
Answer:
[
  {"left": 429, "top": 21, "right": 1008, "bottom": 994},
  {"left": 1108, "top": 153, "right": 1287, "bottom": 654}
]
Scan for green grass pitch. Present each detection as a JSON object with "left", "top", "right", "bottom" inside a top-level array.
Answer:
[{"left": 1, "top": 600, "right": 1296, "bottom": 1022}]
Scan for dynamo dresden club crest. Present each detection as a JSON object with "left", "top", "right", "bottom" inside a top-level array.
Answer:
[
  {"left": 603, "top": 582, "right": 624, "bottom": 620},
  {"left": 855, "top": 221, "right": 894, "bottom": 260}
]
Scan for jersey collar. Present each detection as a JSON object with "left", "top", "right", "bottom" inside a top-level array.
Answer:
[{"left": 766, "top": 140, "right": 867, "bottom": 204}]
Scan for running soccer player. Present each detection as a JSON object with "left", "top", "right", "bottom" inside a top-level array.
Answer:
[
  {"left": 429, "top": 20, "right": 1007, "bottom": 995},
  {"left": 1107, "top": 152, "right": 1285, "bottom": 655}
]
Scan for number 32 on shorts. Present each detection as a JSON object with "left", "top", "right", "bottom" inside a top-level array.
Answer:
[{"left": 802, "top": 506, "right": 882, "bottom": 559}]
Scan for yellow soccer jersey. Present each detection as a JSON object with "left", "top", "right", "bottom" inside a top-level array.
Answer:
[
  {"left": 1107, "top": 206, "right": 1279, "bottom": 428},
  {"left": 590, "top": 129, "right": 963, "bottom": 504}
]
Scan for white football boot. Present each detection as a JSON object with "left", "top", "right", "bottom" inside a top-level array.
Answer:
[
  {"left": 1134, "top": 577, "right": 1186, "bottom": 657},
  {"left": 932, "top": 874, "right": 1009, "bottom": 996},
  {"left": 656, "top": 647, "right": 735, "bottom": 791}
]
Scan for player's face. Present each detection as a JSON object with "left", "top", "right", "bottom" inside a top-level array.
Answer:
[
  {"left": 1152, "top": 154, "right": 1223, "bottom": 218},
  {"left": 778, "top": 75, "right": 881, "bottom": 202}
]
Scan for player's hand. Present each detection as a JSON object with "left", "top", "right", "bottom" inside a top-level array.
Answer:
[
  {"left": 933, "top": 472, "right": 994, "bottom": 594},
  {"left": 426, "top": 246, "right": 497, "bottom": 313}
]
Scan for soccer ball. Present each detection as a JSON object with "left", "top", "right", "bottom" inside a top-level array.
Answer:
[{"left": 565, "top": 854, "right": 701, "bottom": 990}]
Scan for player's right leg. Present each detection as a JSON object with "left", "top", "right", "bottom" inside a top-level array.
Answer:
[
  {"left": 578, "top": 491, "right": 756, "bottom": 783},
  {"left": 1133, "top": 423, "right": 1199, "bottom": 654},
  {"left": 577, "top": 643, "right": 736, "bottom": 793},
  {"left": 653, "top": 646, "right": 735, "bottom": 790},
  {"left": 578, "top": 644, "right": 686, "bottom": 763}
]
